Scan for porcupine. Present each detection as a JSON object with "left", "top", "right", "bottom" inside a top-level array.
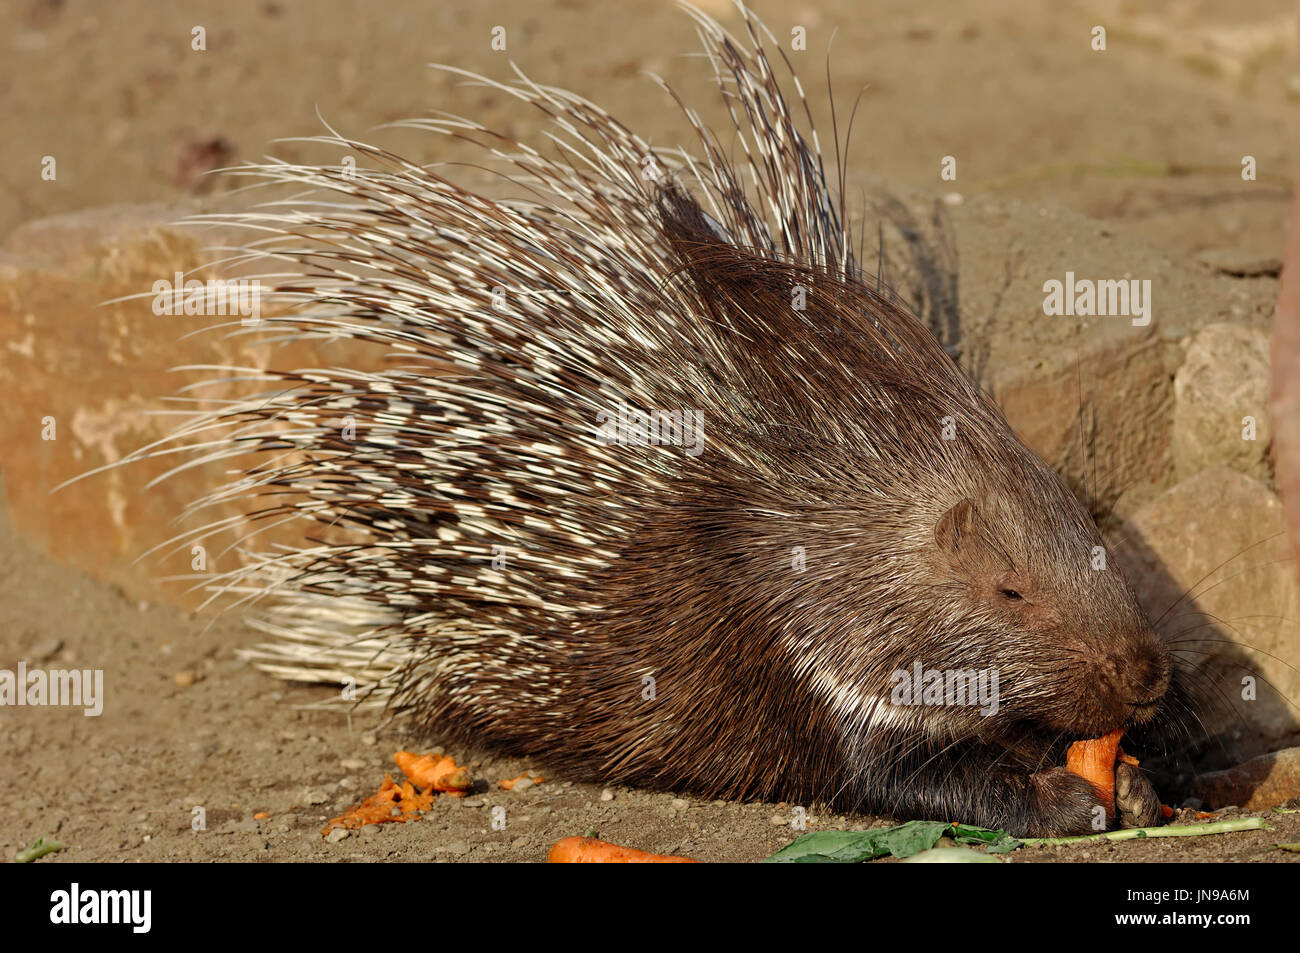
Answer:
[{"left": 140, "top": 2, "right": 1172, "bottom": 836}]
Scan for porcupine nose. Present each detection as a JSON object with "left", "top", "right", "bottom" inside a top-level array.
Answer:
[{"left": 1104, "top": 636, "right": 1171, "bottom": 723}]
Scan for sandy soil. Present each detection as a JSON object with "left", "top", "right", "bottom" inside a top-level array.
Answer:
[{"left": 2, "top": 0, "right": 1299, "bottom": 862}]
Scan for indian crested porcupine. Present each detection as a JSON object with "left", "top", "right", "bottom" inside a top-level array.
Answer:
[{"left": 137, "top": 2, "right": 1171, "bottom": 836}]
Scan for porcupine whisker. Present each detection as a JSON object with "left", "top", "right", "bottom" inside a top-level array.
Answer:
[
  {"left": 1165, "top": 647, "right": 1300, "bottom": 719},
  {"left": 1152, "top": 531, "right": 1291, "bottom": 628},
  {"left": 1167, "top": 634, "right": 1300, "bottom": 678}
]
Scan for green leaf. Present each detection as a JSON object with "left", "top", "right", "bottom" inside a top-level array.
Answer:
[
  {"left": 949, "top": 823, "right": 1023, "bottom": 853},
  {"left": 764, "top": 820, "right": 1018, "bottom": 863}
]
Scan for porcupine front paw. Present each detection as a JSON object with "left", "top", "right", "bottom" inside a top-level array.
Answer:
[
  {"left": 1115, "top": 761, "right": 1162, "bottom": 828},
  {"left": 1025, "top": 766, "right": 1109, "bottom": 837}
]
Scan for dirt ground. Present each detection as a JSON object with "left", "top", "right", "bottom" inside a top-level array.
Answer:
[{"left": 2, "top": 0, "right": 1300, "bottom": 863}]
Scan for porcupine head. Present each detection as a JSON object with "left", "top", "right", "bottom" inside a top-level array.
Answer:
[{"left": 149, "top": 2, "right": 1170, "bottom": 837}]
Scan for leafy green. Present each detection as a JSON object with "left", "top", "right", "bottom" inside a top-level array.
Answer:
[{"left": 764, "top": 820, "right": 1021, "bottom": 863}]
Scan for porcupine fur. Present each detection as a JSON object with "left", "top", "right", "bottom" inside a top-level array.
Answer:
[{"left": 133, "top": 2, "right": 1172, "bottom": 835}]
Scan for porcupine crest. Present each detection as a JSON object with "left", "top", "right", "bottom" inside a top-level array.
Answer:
[{"left": 126, "top": 2, "right": 1137, "bottom": 808}]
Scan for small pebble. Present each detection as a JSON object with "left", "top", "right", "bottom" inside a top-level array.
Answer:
[
  {"left": 30, "top": 638, "right": 63, "bottom": 661},
  {"left": 360, "top": 733, "right": 377, "bottom": 746},
  {"left": 671, "top": 798, "right": 687, "bottom": 810},
  {"left": 600, "top": 788, "right": 615, "bottom": 802},
  {"left": 326, "top": 828, "right": 350, "bottom": 843},
  {"left": 513, "top": 778, "right": 534, "bottom": 793}
]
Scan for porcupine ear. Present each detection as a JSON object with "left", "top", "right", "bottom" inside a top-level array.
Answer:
[{"left": 935, "top": 498, "right": 979, "bottom": 555}]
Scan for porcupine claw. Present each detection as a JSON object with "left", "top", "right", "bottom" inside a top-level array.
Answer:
[{"left": 1115, "top": 761, "right": 1162, "bottom": 828}]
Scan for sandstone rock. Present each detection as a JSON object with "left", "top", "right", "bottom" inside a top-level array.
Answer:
[
  {"left": 1271, "top": 188, "right": 1300, "bottom": 589},
  {"left": 948, "top": 197, "right": 1276, "bottom": 513},
  {"left": 1196, "top": 248, "right": 1281, "bottom": 278},
  {"left": 0, "top": 204, "right": 375, "bottom": 609},
  {"left": 992, "top": 325, "right": 1172, "bottom": 515},
  {"left": 1173, "top": 323, "right": 1271, "bottom": 482},
  {"left": 1190, "top": 746, "right": 1300, "bottom": 811},
  {"left": 1114, "top": 467, "right": 1300, "bottom": 763}
]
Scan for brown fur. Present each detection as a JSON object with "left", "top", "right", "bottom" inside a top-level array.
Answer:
[{"left": 157, "top": 4, "right": 1172, "bottom": 837}]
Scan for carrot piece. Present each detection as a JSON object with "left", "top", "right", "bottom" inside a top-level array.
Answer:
[
  {"left": 1160, "top": 803, "right": 1175, "bottom": 819},
  {"left": 393, "top": 751, "right": 473, "bottom": 793},
  {"left": 1065, "top": 728, "right": 1125, "bottom": 815},
  {"left": 253, "top": 812, "right": 269, "bottom": 820},
  {"left": 498, "top": 774, "right": 545, "bottom": 790},
  {"left": 548, "top": 836, "right": 698, "bottom": 863},
  {"left": 321, "top": 773, "right": 438, "bottom": 835}
]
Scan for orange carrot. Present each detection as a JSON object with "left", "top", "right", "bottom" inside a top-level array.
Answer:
[
  {"left": 1160, "top": 803, "right": 1216, "bottom": 821},
  {"left": 547, "top": 836, "right": 698, "bottom": 863},
  {"left": 393, "top": 751, "right": 473, "bottom": 793},
  {"left": 253, "top": 812, "right": 269, "bottom": 820},
  {"left": 1065, "top": 728, "right": 1124, "bottom": 815},
  {"left": 498, "top": 774, "right": 545, "bottom": 790},
  {"left": 321, "top": 773, "right": 436, "bottom": 835}
]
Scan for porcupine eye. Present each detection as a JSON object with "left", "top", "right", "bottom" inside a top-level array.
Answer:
[{"left": 1001, "top": 589, "right": 1022, "bottom": 601}]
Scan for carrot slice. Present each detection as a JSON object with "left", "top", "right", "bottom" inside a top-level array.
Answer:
[
  {"left": 547, "top": 836, "right": 698, "bottom": 863},
  {"left": 1065, "top": 728, "right": 1124, "bottom": 815},
  {"left": 393, "top": 751, "right": 473, "bottom": 793},
  {"left": 322, "top": 774, "right": 436, "bottom": 834},
  {"left": 498, "top": 774, "right": 545, "bottom": 790}
]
